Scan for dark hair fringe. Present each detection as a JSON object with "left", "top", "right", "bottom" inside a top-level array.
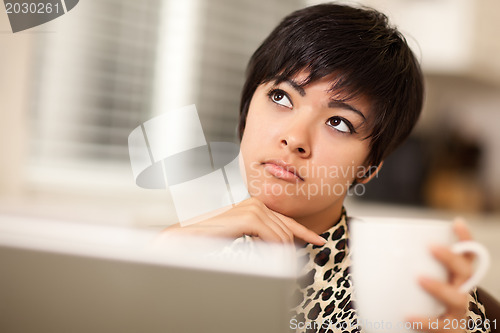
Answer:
[{"left": 238, "top": 3, "right": 424, "bottom": 167}]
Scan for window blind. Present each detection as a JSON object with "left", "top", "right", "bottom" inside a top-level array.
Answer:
[
  {"left": 29, "top": 0, "right": 161, "bottom": 167},
  {"left": 28, "top": 0, "right": 304, "bottom": 180}
]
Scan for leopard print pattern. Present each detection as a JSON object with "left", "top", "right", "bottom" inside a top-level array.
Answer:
[{"left": 290, "top": 211, "right": 490, "bottom": 333}]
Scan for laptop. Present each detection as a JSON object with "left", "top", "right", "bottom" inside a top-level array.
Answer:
[{"left": 0, "top": 215, "right": 295, "bottom": 333}]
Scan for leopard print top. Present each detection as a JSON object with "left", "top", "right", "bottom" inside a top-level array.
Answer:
[{"left": 289, "top": 210, "right": 491, "bottom": 333}]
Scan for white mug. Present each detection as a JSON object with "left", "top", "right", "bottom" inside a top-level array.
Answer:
[{"left": 349, "top": 217, "right": 490, "bottom": 332}]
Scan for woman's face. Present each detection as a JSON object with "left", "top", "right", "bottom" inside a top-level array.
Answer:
[{"left": 240, "top": 72, "right": 373, "bottom": 221}]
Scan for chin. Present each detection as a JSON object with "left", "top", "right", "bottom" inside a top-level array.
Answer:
[{"left": 253, "top": 192, "right": 302, "bottom": 217}]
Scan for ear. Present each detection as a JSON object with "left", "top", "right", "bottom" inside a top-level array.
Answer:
[{"left": 357, "top": 161, "right": 384, "bottom": 184}]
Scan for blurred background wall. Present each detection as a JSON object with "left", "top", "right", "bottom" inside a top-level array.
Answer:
[
  {"left": 1, "top": 0, "right": 499, "bottom": 298},
  {"left": 342, "top": 0, "right": 500, "bottom": 215}
]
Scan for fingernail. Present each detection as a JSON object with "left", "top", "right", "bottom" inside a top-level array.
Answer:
[{"left": 317, "top": 236, "right": 327, "bottom": 245}]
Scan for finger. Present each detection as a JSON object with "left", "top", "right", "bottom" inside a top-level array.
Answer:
[
  {"left": 453, "top": 217, "right": 473, "bottom": 241},
  {"left": 261, "top": 211, "right": 294, "bottom": 244},
  {"left": 262, "top": 209, "right": 294, "bottom": 243},
  {"left": 430, "top": 245, "right": 473, "bottom": 286},
  {"left": 241, "top": 207, "right": 293, "bottom": 244},
  {"left": 233, "top": 198, "right": 291, "bottom": 243},
  {"left": 275, "top": 212, "right": 327, "bottom": 246},
  {"left": 238, "top": 198, "right": 325, "bottom": 245},
  {"left": 242, "top": 219, "right": 286, "bottom": 243},
  {"left": 251, "top": 201, "right": 294, "bottom": 243},
  {"left": 452, "top": 218, "right": 475, "bottom": 262},
  {"left": 419, "top": 277, "right": 468, "bottom": 317}
]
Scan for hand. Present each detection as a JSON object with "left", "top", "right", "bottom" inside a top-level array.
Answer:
[
  {"left": 159, "top": 197, "right": 327, "bottom": 246},
  {"left": 407, "top": 218, "right": 474, "bottom": 332}
]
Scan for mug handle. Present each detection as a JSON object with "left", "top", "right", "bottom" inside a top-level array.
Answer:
[{"left": 451, "top": 241, "right": 490, "bottom": 293}]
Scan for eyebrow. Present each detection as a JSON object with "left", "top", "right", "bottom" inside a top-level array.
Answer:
[
  {"left": 285, "top": 79, "right": 306, "bottom": 97},
  {"left": 283, "top": 79, "right": 366, "bottom": 120},
  {"left": 328, "top": 100, "right": 366, "bottom": 120}
]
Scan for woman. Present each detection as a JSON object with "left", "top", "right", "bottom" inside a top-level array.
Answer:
[{"left": 164, "top": 4, "right": 491, "bottom": 332}]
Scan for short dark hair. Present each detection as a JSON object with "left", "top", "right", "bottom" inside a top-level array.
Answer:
[{"left": 238, "top": 3, "right": 424, "bottom": 168}]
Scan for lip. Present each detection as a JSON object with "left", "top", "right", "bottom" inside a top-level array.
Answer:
[{"left": 262, "top": 159, "right": 304, "bottom": 182}]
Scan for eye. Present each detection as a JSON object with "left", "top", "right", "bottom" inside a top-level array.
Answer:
[
  {"left": 268, "top": 89, "right": 292, "bottom": 108},
  {"left": 326, "top": 116, "right": 355, "bottom": 134}
]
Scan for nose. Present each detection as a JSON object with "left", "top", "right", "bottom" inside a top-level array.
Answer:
[{"left": 280, "top": 118, "right": 311, "bottom": 158}]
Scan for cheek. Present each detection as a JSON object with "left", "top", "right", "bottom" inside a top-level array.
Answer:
[
  {"left": 246, "top": 102, "right": 276, "bottom": 130},
  {"left": 315, "top": 141, "right": 370, "bottom": 182},
  {"left": 240, "top": 109, "right": 283, "bottom": 155}
]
